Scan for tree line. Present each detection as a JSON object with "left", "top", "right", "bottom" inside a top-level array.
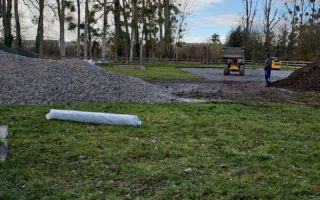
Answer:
[
  {"left": 1, "top": 0, "right": 319, "bottom": 61},
  {"left": 0, "top": 0, "right": 188, "bottom": 60},
  {"left": 226, "top": 0, "right": 320, "bottom": 61}
]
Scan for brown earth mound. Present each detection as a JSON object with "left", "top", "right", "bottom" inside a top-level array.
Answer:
[{"left": 273, "top": 61, "right": 320, "bottom": 91}]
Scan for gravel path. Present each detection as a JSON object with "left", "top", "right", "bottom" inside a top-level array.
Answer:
[
  {"left": 182, "top": 68, "right": 292, "bottom": 85},
  {"left": 0, "top": 51, "right": 175, "bottom": 104}
]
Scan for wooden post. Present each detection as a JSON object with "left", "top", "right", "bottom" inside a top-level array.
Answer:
[{"left": 0, "top": 125, "right": 8, "bottom": 161}]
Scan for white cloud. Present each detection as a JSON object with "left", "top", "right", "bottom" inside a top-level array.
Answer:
[
  {"left": 183, "top": 34, "right": 227, "bottom": 44},
  {"left": 176, "top": 0, "right": 224, "bottom": 12},
  {"left": 205, "top": 14, "right": 241, "bottom": 26},
  {"left": 183, "top": 36, "right": 207, "bottom": 43}
]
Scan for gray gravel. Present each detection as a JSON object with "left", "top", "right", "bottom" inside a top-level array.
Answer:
[
  {"left": 0, "top": 51, "right": 175, "bottom": 104},
  {"left": 182, "top": 68, "right": 292, "bottom": 85}
]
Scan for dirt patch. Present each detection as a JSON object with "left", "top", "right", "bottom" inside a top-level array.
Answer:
[
  {"left": 273, "top": 61, "right": 320, "bottom": 91},
  {"left": 149, "top": 79, "right": 320, "bottom": 106}
]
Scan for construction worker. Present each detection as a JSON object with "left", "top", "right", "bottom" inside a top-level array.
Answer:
[{"left": 264, "top": 53, "right": 272, "bottom": 87}]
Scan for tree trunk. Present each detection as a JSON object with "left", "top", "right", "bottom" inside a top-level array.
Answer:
[
  {"left": 163, "top": 0, "right": 171, "bottom": 57},
  {"left": 121, "top": 0, "right": 130, "bottom": 57},
  {"left": 0, "top": 0, "right": 4, "bottom": 18},
  {"left": 2, "top": 0, "right": 6, "bottom": 29},
  {"left": 158, "top": 0, "right": 163, "bottom": 41},
  {"left": 77, "top": 0, "right": 80, "bottom": 57},
  {"left": 133, "top": 0, "right": 139, "bottom": 58},
  {"left": 114, "top": 0, "right": 123, "bottom": 57},
  {"left": 101, "top": 0, "right": 108, "bottom": 62},
  {"left": 140, "top": 36, "right": 143, "bottom": 63},
  {"left": 35, "top": 0, "right": 44, "bottom": 57},
  {"left": 130, "top": 0, "right": 137, "bottom": 62},
  {"left": 84, "top": 0, "right": 88, "bottom": 60},
  {"left": 14, "top": 0, "right": 21, "bottom": 48},
  {"left": 56, "top": 0, "right": 66, "bottom": 57},
  {"left": 88, "top": 24, "right": 92, "bottom": 59},
  {"left": 141, "top": 0, "right": 151, "bottom": 58},
  {"left": 158, "top": 0, "right": 163, "bottom": 57},
  {"left": 4, "top": 0, "right": 13, "bottom": 47}
]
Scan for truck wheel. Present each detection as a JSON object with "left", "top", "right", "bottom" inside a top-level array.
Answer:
[
  {"left": 239, "top": 65, "right": 245, "bottom": 76},
  {"left": 224, "top": 65, "right": 229, "bottom": 75}
]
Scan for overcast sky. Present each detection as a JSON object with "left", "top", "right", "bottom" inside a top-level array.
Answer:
[{"left": 16, "top": 0, "right": 285, "bottom": 44}]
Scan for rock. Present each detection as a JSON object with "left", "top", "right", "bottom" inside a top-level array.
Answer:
[{"left": 184, "top": 168, "right": 192, "bottom": 173}]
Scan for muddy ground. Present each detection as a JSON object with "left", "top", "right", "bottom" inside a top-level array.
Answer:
[{"left": 149, "top": 68, "right": 320, "bottom": 106}]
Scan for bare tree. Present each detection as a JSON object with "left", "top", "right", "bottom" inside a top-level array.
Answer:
[
  {"left": 241, "top": 0, "right": 257, "bottom": 60},
  {"left": 242, "top": 0, "right": 258, "bottom": 43},
  {"left": 298, "top": 0, "right": 308, "bottom": 26},
  {"left": 285, "top": 0, "right": 299, "bottom": 57},
  {"left": 56, "top": 0, "right": 66, "bottom": 57},
  {"left": 4, "top": 0, "right": 13, "bottom": 47},
  {"left": 84, "top": 0, "right": 88, "bottom": 60},
  {"left": 76, "top": 0, "right": 80, "bottom": 57},
  {"left": 122, "top": 0, "right": 130, "bottom": 57},
  {"left": 14, "top": 0, "right": 21, "bottom": 48},
  {"left": 163, "top": 0, "right": 171, "bottom": 57},
  {"left": 35, "top": 0, "right": 44, "bottom": 57},
  {"left": 0, "top": 0, "right": 4, "bottom": 17},
  {"left": 101, "top": 0, "right": 110, "bottom": 62},
  {"left": 174, "top": 0, "right": 190, "bottom": 60},
  {"left": 113, "top": 0, "right": 123, "bottom": 57},
  {"left": 158, "top": 0, "right": 163, "bottom": 41},
  {"left": 263, "top": 0, "right": 282, "bottom": 52},
  {"left": 129, "top": 0, "right": 137, "bottom": 62},
  {"left": 309, "top": 0, "right": 320, "bottom": 25}
]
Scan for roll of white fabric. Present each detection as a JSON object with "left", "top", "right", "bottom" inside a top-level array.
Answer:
[{"left": 46, "top": 109, "right": 142, "bottom": 126}]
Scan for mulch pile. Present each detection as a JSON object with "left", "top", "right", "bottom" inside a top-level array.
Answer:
[{"left": 272, "top": 61, "right": 320, "bottom": 91}]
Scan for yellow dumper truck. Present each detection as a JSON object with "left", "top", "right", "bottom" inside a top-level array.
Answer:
[
  {"left": 223, "top": 47, "right": 245, "bottom": 76},
  {"left": 271, "top": 57, "right": 282, "bottom": 70}
]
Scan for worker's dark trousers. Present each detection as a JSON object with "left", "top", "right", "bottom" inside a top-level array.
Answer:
[{"left": 265, "top": 68, "right": 272, "bottom": 86}]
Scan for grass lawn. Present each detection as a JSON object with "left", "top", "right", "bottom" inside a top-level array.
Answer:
[
  {"left": 101, "top": 64, "right": 201, "bottom": 80},
  {"left": 1, "top": 102, "right": 319, "bottom": 199}
]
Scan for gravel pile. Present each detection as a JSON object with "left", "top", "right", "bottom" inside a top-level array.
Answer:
[{"left": 0, "top": 51, "right": 176, "bottom": 104}]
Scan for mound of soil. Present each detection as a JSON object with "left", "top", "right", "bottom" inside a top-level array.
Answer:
[
  {"left": 0, "top": 50, "right": 175, "bottom": 104},
  {"left": 272, "top": 61, "right": 320, "bottom": 91}
]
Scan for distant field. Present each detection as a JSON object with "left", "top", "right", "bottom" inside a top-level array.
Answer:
[
  {"left": 100, "top": 64, "right": 201, "bottom": 80},
  {"left": 0, "top": 102, "right": 319, "bottom": 199}
]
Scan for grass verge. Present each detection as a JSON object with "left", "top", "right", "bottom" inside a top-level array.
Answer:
[
  {"left": 101, "top": 64, "right": 201, "bottom": 80},
  {"left": 0, "top": 102, "right": 319, "bottom": 199}
]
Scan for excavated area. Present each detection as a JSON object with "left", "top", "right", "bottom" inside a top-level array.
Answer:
[
  {"left": 149, "top": 67, "right": 320, "bottom": 106},
  {"left": 272, "top": 61, "right": 320, "bottom": 92}
]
